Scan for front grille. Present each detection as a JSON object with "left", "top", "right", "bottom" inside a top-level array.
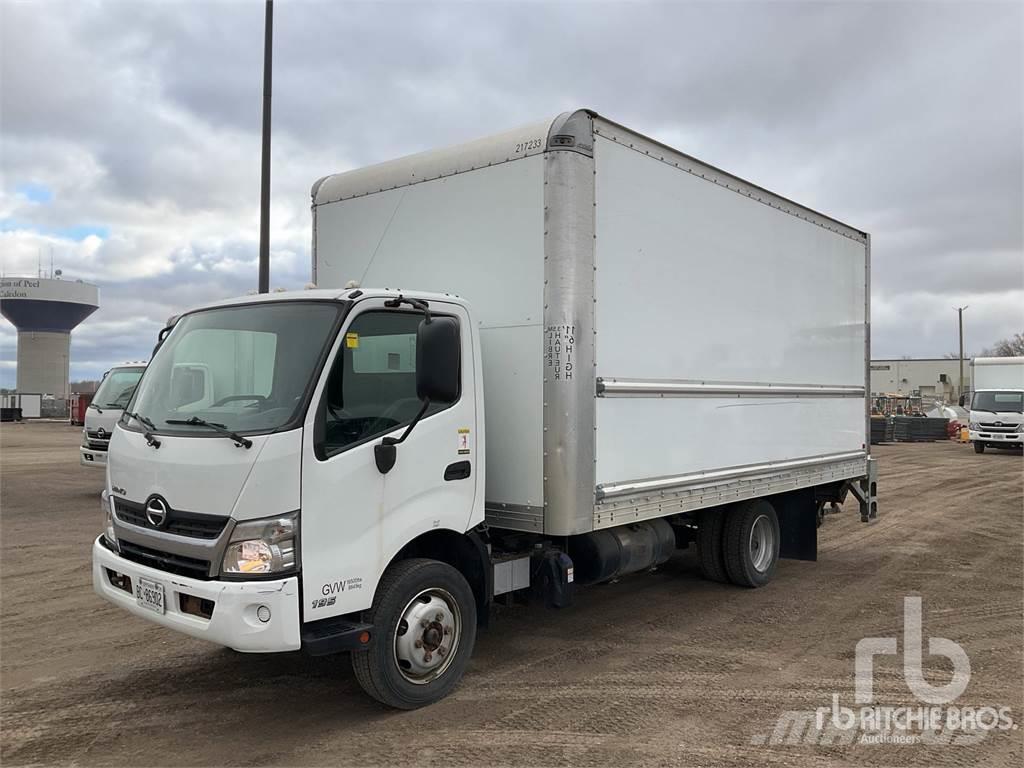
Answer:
[
  {"left": 87, "top": 430, "right": 110, "bottom": 440},
  {"left": 979, "top": 423, "right": 1019, "bottom": 433},
  {"left": 113, "top": 498, "right": 228, "bottom": 540},
  {"left": 87, "top": 441, "right": 109, "bottom": 451},
  {"left": 117, "top": 541, "right": 211, "bottom": 580}
]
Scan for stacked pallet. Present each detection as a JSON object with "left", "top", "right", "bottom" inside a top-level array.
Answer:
[
  {"left": 891, "top": 416, "right": 950, "bottom": 442},
  {"left": 870, "top": 416, "right": 894, "bottom": 444}
]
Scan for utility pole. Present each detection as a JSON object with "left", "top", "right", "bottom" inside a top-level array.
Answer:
[
  {"left": 955, "top": 306, "right": 968, "bottom": 399},
  {"left": 258, "top": 0, "right": 273, "bottom": 294}
]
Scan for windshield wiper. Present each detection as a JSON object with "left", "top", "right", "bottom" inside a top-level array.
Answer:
[
  {"left": 166, "top": 417, "right": 253, "bottom": 449},
  {"left": 124, "top": 411, "right": 161, "bottom": 448},
  {"left": 90, "top": 403, "right": 103, "bottom": 413}
]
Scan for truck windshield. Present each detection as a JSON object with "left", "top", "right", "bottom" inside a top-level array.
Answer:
[
  {"left": 128, "top": 301, "right": 342, "bottom": 436},
  {"left": 972, "top": 391, "right": 1023, "bottom": 413},
  {"left": 93, "top": 367, "right": 145, "bottom": 409}
]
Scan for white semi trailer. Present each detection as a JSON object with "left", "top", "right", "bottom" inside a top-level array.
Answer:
[{"left": 93, "top": 110, "right": 877, "bottom": 708}]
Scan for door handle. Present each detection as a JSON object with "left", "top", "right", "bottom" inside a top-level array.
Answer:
[{"left": 444, "top": 461, "right": 471, "bottom": 481}]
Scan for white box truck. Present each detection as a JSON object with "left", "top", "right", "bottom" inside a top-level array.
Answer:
[
  {"left": 80, "top": 362, "right": 147, "bottom": 468},
  {"left": 93, "top": 110, "right": 877, "bottom": 709},
  {"left": 963, "top": 356, "right": 1024, "bottom": 452}
]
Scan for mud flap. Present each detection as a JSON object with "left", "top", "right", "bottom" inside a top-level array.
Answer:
[
  {"left": 848, "top": 457, "right": 879, "bottom": 523},
  {"left": 774, "top": 488, "right": 818, "bottom": 562}
]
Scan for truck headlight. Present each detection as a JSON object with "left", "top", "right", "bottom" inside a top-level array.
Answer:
[
  {"left": 968, "top": 422, "right": 980, "bottom": 430},
  {"left": 221, "top": 512, "right": 299, "bottom": 578},
  {"left": 1016, "top": 423, "right": 1024, "bottom": 433},
  {"left": 82, "top": 429, "right": 89, "bottom": 448},
  {"left": 101, "top": 490, "right": 119, "bottom": 552}
]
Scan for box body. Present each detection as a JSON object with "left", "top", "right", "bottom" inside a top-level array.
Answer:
[
  {"left": 972, "top": 357, "right": 1024, "bottom": 391},
  {"left": 312, "top": 110, "right": 870, "bottom": 536}
]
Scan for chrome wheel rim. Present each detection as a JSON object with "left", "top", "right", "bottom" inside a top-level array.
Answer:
[
  {"left": 393, "top": 588, "right": 461, "bottom": 684},
  {"left": 749, "top": 514, "right": 776, "bottom": 573}
]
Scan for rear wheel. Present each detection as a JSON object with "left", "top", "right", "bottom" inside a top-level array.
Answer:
[
  {"left": 974, "top": 442, "right": 985, "bottom": 454},
  {"left": 723, "top": 500, "right": 780, "bottom": 588},
  {"left": 697, "top": 509, "right": 728, "bottom": 582},
  {"left": 351, "top": 558, "right": 476, "bottom": 709}
]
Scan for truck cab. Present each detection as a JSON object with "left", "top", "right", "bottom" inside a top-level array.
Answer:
[
  {"left": 81, "top": 363, "right": 146, "bottom": 468},
  {"left": 94, "top": 290, "right": 485, "bottom": 707}
]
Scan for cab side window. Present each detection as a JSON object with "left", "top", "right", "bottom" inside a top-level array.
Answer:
[{"left": 320, "top": 311, "right": 456, "bottom": 456}]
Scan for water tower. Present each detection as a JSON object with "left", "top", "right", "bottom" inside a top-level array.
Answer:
[{"left": 0, "top": 276, "right": 99, "bottom": 397}]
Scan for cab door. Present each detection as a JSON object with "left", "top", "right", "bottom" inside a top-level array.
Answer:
[{"left": 300, "top": 298, "right": 480, "bottom": 623}]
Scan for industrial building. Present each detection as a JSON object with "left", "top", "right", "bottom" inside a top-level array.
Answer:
[
  {"left": 870, "top": 357, "right": 972, "bottom": 402},
  {"left": 0, "top": 276, "right": 99, "bottom": 407}
]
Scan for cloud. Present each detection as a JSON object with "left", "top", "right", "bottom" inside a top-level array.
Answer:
[{"left": 0, "top": 0, "right": 1021, "bottom": 389}]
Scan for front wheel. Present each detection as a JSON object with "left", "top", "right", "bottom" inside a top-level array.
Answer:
[
  {"left": 974, "top": 442, "right": 985, "bottom": 454},
  {"left": 351, "top": 558, "right": 477, "bottom": 709}
]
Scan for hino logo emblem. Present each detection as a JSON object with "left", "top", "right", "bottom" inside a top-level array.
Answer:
[
  {"left": 145, "top": 496, "right": 169, "bottom": 528},
  {"left": 994, "top": 422, "right": 1003, "bottom": 427},
  {"left": 96, "top": 427, "right": 106, "bottom": 437}
]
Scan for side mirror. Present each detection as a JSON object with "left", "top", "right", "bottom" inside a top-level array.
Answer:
[
  {"left": 416, "top": 317, "right": 460, "bottom": 403},
  {"left": 958, "top": 394, "right": 966, "bottom": 407},
  {"left": 374, "top": 316, "right": 461, "bottom": 476},
  {"left": 170, "top": 365, "right": 208, "bottom": 409}
]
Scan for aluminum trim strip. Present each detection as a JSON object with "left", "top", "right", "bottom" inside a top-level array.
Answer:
[
  {"left": 597, "top": 378, "right": 865, "bottom": 398},
  {"left": 596, "top": 451, "right": 868, "bottom": 499},
  {"left": 593, "top": 456, "right": 867, "bottom": 528},
  {"left": 484, "top": 502, "right": 545, "bottom": 533},
  {"left": 541, "top": 137, "right": 598, "bottom": 536},
  {"left": 313, "top": 118, "right": 555, "bottom": 206}
]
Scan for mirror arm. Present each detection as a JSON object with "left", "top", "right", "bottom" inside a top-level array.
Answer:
[
  {"left": 387, "top": 398, "right": 431, "bottom": 447},
  {"left": 375, "top": 398, "right": 431, "bottom": 475},
  {"left": 383, "top": 294, "right": 432, "bottom": 324},
  {"left": 151, "top": 322, "right": 176, "bottom": 358}
]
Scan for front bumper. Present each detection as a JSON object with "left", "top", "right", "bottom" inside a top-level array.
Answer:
[
  {"left": 969, "top": 430, "right": 1023, "bottom": 446},
  {"left": 92, "top": 536, "right": 301, "bottom": 652},
  {"left": 80, "top": 447, "right": 108, "bottom": 468}
]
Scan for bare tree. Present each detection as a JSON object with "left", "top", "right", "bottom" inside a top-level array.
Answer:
[{"left": 981, "top": 333, "right": 1024, "bottom": 357}]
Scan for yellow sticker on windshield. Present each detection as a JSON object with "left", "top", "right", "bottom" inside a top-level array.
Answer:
[{"left": 345, "top": 332, "right": 359, "bottom": 349}]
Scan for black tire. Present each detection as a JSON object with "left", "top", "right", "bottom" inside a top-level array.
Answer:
[
  {"left": 351, "top": 558, "right": 476, "bottom": 709},
  {"left": 723, "top": 500, "right": 780, "bottom": 588},
  {"left": 697, "top": 509, "right": 728, "bottom": 583},
  {"left": 974, "top": 442, "right": 985, "bottom": 454}
]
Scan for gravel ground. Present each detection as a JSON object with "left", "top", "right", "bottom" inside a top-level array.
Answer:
[{"left": 1, "top": 422, "right": 1021, "bottom": 767}]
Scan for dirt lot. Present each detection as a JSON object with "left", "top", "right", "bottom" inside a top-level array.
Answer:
[{"left": 1, "top": 422, "right": 1021, "bottom": 767}]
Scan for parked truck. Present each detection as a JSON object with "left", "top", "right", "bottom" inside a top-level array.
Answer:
[
  {"left": 93, "top": 110, "right": 877, "bottom": 708},
  {"left": 80, "top": 362, "right": 147, "bottom": 468},
  {"left": 963, "top": 356, "right": 1024, "bottom": 452}
]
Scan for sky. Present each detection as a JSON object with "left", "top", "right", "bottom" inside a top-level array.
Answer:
[{"left": 1, "top": 0, "right": 1022, "bottom": 387}]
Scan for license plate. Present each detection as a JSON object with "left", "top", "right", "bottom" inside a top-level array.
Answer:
[{"left": 136, "top": 577, "right": 165, "bottom": 614}]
